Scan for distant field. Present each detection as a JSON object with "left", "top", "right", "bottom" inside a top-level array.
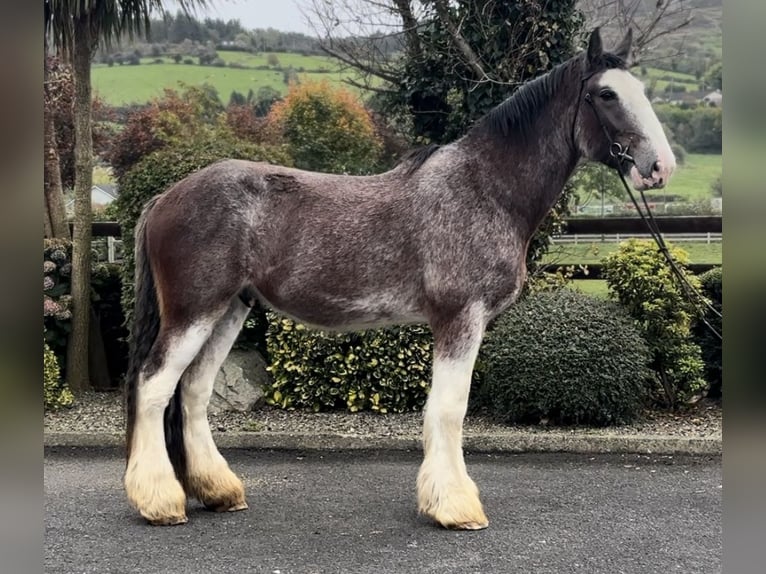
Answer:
[
  {"left": 92, "top": 51, "right": 363, "bottom": 106},
  {"left": 554, "top": 238, "right": 723, "bottom": 300},
  {"left": 638, "top": 67, "right": 701, "bottom": 93},
  {"left": 643, "top": 153, "right": 722, "bottom": 201},
  {"left": 544, "top": 241, "right": 722, "bottom": 266}
]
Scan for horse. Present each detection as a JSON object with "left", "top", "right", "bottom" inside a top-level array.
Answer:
[{"left": 124, "top": 27, "right": 675, "bottom": 530}]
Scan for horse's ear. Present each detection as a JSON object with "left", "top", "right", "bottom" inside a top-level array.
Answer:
[
  {"left": 613, "top": 28, "right": 634, "bottom": 65},
  {"left": 587, "top": 28, "right": 603, "bottom": 65}
]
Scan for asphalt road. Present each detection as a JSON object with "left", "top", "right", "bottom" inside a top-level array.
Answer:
[{"left": 45, "top": 448, "right": 721, "bottom": 574}]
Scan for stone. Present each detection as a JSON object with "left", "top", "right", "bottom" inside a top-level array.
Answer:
[{"left": 208, "top": 349, "right": 270, "bottom": 414}]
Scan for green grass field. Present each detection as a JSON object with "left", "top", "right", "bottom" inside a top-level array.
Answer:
[
  {"left": 638, "top": 67, "right": 701, "bottom": 93},
  {"left": 544, "top": 241, "right": 722, "bottom": 266},
  {"left": 568, "top": 280, "right": 609, "bottom": 299},
  {"left": 547, "top": 239, "right": 722, "bottom": 300},
  {"left": 552, "top": 243, "right": 719, "bottom": 299},
  {"left": 642, "top": 153, "right": 722, "bottom": 201},
  {"left": 93, "top": 51, "right": 362, "bottom": 106}
]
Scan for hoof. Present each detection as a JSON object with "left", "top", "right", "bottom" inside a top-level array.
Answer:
[
  {"left": 444, "top": 518, "right": 489, "bottom": 531},
  {"left": 146, "top": 513, "right": 188, "bottom": 526},
  {"left": 210, "top": 500, "right": 248, "bottom": 513},
  {"left": 417, "top": 467, "right": 488, "bottom": 531},
  {"left": 187, "top": 466, "right": 248, "bottom": 513},
  {"left": 125, "top": 464, "right": 188, "bottom": 527}
]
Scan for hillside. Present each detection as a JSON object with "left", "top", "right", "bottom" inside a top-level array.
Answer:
[
  {"left": 92, "top": 0, "right": 721, "bottom": 107},
  {"left": 580, "top": 0, "right": 722, "bottom": 72},
  {"left": 92, "top": 51, "right": 361, "bottom": 106}
]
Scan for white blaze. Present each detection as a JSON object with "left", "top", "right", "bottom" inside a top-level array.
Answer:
[{"left": 598, "top": 69, "right": 676, "bottom": 187}]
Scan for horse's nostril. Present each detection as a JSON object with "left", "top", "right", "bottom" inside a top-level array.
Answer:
[{"left": 652, "top": 161, "right": 662, "bottom": 173}]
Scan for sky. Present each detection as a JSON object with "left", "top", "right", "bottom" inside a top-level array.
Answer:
[{"left": 173, "top": 0, "right": 315, "bottom": 35}]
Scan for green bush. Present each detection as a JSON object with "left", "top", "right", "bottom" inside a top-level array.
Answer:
[
  {"left": 265, "top": 313, "right": 433, "bottom": 413},
  {"left": 44, "top": 341, "right": 73, "bottom": 410},
  {"left": 693, "top": 267, "right": 722, "bottom": 397},
  {"left": 477, "top": 289, "right": 651, "bottom": 426},
  {"left": 114, "top": 136, "right": 292, "bottom": 336},
  {"left": 602, "top": 239, "right": 707, "bottom": 406}
]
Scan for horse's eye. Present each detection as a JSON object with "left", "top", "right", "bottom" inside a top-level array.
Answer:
[{"left": 600, "top": 89, "right": 617, "bottom": 101}]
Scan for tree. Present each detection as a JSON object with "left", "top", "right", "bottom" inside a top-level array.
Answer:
[
  {"left": 44, "top": 0, "right": 208, "bottom": 393},
  {"left": 577, "top": 0, "right": 693, "bottom": 65},
  {"left": 43, "top": 52, "right": 70, "bottom": 239},
  {"left": 108, "top": 83, "right": 225, "bottom": 179},
  {"left": 309, "top": 0, "right": 584, "bottom": 272},
  {"left": 704, "top": 62, "right": 722, "bottom": 91},
  {"left": 266, "top": 79, "right": 382, "bottom": 174}
]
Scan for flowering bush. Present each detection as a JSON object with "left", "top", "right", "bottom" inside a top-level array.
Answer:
[
  {"left": 44, "top": 239, "right": 74, "bottom": 362},
  {"left": 43, "top": 239, "right": 127, "bottom": 384}
]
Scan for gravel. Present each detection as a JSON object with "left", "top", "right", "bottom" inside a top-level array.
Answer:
[{"left": 44, "top": 390, "right": 722, "bottom": 440}]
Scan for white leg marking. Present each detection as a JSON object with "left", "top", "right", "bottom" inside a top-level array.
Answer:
[
  {"left": 182, "top": 303, "right": 249, "bottom": 511},
  {"left": 125, "top": 321, "right": 214, "bottom": 525},
  {"left": 418, "top": 304, "right": 488, "bottom": 530}
]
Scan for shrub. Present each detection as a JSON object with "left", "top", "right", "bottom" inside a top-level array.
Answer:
[
  {"left": 44, "top": 341, "right": 73, "bottom": 410},
  {"left": 477, "top": 289, "right": 651, "bottom": 426},
  {"left": 114, "top": 136, "right": 292, "bottom": 335},
  {"left": 265, "top": 313, "right": 433, "bottom": 413},
  {"left": 711, "top": 174, "right": 722, "bottom": 197},
  {"left": 266, "top": 79, "right": 382, "bottom": 174},
  {"left": 91, "top": 263, "right": 129, "bottom": 385},
  {"left": 107, "top": 84, "right": 226, "bottom": 179},
  {"left": 693, "top": 267, "right": 722, "bottom": 398},
  {"left": 602, "top": 239, "right": 707, "bottom": 406}
]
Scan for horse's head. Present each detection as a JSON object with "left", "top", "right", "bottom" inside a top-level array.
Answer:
[{"left": 575, "top": 28, "right": 676, "bottom": 190}]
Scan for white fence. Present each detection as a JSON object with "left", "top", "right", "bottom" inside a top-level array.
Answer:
[{"left": 552, "top": 232, "right": 722, "bottom": 245}]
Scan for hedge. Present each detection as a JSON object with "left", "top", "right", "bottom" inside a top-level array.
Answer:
[
  {"left": 477, "top": 289, "right": 651, "bottom": 426},
  {"left": 265, "top": 313, "right": 433, "bottom": 413}
]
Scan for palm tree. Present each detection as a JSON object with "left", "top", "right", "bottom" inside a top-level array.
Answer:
[{"left": 44, "top": 0, "right": 208, "bottom": 392}]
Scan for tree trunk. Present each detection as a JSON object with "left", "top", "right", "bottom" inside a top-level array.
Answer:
[
  {"left": 44, "top": 42, "right": 70, "bottom": 240},
  {"left": 66, "top": 15, "right": 94, "bottom": 393},
  {"left": 44, "top": 102, "right": 70, "bottom": 239}
]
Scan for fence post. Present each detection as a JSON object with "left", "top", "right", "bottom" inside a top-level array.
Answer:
[{"left": 107, "top": 236, "right": 115, "bottom": 263}]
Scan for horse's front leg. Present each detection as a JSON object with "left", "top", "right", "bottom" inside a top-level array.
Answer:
[{"left": 418, "top": 302, "right": 488, "bottom": 530}]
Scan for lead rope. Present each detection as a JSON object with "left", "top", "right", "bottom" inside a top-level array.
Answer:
[{"left": 582, "top": 94, "right": 722, "bottom": 340}]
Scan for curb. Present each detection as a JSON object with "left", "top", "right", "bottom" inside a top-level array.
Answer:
[{"left": 43, "top": 431, "right": 721, "bottom": 456}]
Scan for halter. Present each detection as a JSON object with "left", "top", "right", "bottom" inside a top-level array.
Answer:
[
  {"left": 572, "top": 72, "right": 723, "bottom": 340},
  {"left": 571, "top": 70, "right": 636, "bottom": 167}
]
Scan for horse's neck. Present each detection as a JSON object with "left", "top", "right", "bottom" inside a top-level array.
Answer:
[{"left": 459, "top": 95, "right": 580, "bottom": 238}]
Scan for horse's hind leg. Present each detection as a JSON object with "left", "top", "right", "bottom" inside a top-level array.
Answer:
[
  {"left": 125, "top": 319, "right": 217, "bottom": 525},
  {"left": 418, "top": 302, "right": 488, "bottom": 530},
  {"left": 180, "top": 298, "right": 251, "bottom": 512}
]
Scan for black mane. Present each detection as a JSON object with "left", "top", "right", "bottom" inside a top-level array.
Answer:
[
  {"left": 474, "top": 52, "right": 626, "bottom": 141},
  {"left": 396, "top": 50, "right": 627, "bottom": 171},
  {"left": 397, "top": 143, "right": 442, "bottom": 174}
]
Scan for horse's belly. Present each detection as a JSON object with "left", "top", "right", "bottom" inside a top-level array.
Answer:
[{"left": 257, "top": 279, "right": 424, "bottom": 331}]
